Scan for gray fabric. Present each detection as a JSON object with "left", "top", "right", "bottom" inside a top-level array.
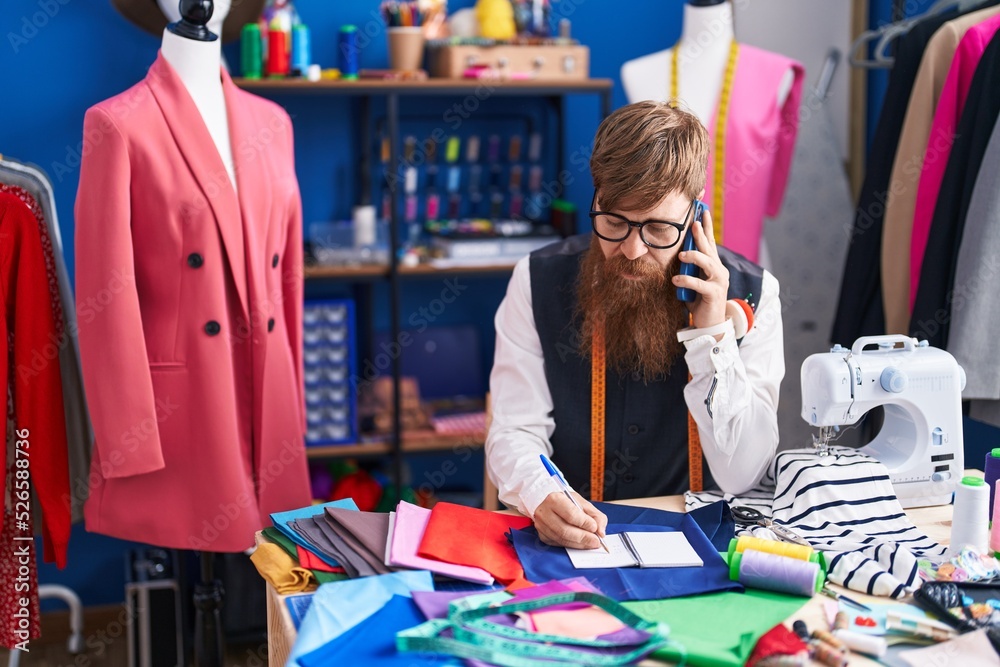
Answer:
[
  {"left": 948, "top": 113, "right": 1000, "bottom": 422},
  {"left": 289, "top": 518, "right": 359, "bottom": 578},
  {"left": 0, "top": 160, "right": 92, "bottom": 523},
  {"left": 320, "top": 511, "right": 392, "bottom": 575}
]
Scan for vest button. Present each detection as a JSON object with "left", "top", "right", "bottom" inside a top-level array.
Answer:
[
  {"left": 627, "top": 424, "right": 639, "bottom": 435},
  {"left": 631, "top": 372, "right": 641, "bottom": 382},
  {"left": 623, "top": 472, "right": 635, "bottom": 484},
  {"left": 268, "top": 318, "right": 275, "bottom": 332},
  {"left": 204, "top": 321, "right": 221, "bottom": 336},
  {"left": 187, "top": 252, "right": 204, "bottom": 268},
  {"left": 272, "top": 253, "right": 280, "bottom": 268}
]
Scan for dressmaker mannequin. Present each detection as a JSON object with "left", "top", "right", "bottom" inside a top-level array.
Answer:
[
  {"left": 157, "top": 0, "right": 237, "bottom": 191},
  {"left": 159, "top": 7, "right": 230, "bottom": 664},
  {"left": 620, "top": 0, "right": 794, "bottom": 120}
]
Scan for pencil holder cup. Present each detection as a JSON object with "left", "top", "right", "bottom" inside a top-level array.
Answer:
[{"left": 388, "top": 27, "right": 424, "bottom": 71}]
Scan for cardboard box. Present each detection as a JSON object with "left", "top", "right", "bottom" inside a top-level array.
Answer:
[{"left": 427, "top": 43, "right": 589, "bottom": 80}]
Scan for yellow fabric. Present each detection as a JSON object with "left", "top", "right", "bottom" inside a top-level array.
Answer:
[{"left": 250, "top": 542, "right": 317, "bottom": 594}]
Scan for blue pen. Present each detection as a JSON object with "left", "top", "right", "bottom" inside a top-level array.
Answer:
[{"left": 539, "top": 455, "right": 609, "bottom": 553}]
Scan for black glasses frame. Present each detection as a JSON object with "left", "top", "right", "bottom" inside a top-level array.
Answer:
[{"left": 588, "top": 191, "right": 693, "bottom": 250}]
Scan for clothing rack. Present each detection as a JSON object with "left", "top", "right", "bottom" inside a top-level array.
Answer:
[
  {"left": 849, "top": 0, "right": 984, "bottom": 67},
  {"left": 0, "top": 157, "right": 85, "bottom": 663}
]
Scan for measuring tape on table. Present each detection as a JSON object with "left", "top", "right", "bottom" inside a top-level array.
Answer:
[{"left": 397, "top": 591, "right": 670, "bottom": 666}]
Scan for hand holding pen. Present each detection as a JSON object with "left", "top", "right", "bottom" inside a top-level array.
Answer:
[{"left": 535, "top": 455, "right": 610, "bottom": 552}]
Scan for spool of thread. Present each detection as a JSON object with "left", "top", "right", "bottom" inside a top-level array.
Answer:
[
  {"left": 291, "top": 24, "right": 311, "bottom": 76},
  {"left": 992, "top": 481, "right": 1000, "bottom": 553},
  {"left": 240, "top": 23, "right": 262, "bottom": 79},
  {"left": 352, "top": 205, "right": 376, "bottom": 247},
  {"left": 986, "top": 448, "right": 1000, "bottom": 520},
  {"left": 730, "top": 549, "right": 823, "bottom": 597},
  {"left": 809, "top": 640, "right": 848, "bottom": 667},
  {"left": 950, "top": 476, "right": 990, "bottom": 554},
  {"left": 729, "top": 536, "right": 819, "bottom": 564},
  {"left": 339, "top": 25, "right": 359, "bottom": 80},
  {"left": 811, "top": 629, "right": 848, "bottom": 653},
  {"left": 832, "top": 612, "right": 849, "bottom": 631},
  {"left": 833, "top": 629, "right": 886, "bottom": 658},
  {"left": 267, "top": 21, "right": 289, "bottom": 77},
  {"left": 792, "top": 620, "right": 809, "bottom": 641}
]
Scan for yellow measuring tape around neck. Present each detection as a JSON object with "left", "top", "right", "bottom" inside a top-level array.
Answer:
[
  {"left": 670, "top": 40, "right": 739, "bottom": 247},
  {"left": 590, "top": 325, "right": 704, "bottom": 499}
]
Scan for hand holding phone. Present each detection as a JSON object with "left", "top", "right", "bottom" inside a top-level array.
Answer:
[{"left": 676, "top": 200, "right": 706, "bottom": 303}]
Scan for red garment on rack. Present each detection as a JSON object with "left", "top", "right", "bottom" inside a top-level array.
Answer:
[
  {"left": 0, "top": 192, "right": 71, "bottom": 567},
  {"left": 417, "top": 502, "right": 532, "bottom": 588}
]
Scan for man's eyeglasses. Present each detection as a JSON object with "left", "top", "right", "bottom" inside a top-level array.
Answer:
[{"left": 588, "top": 191, "right": 692, "bottom": 250}]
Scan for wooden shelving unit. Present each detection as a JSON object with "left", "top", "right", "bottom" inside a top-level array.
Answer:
[
  {"left": 306, "top": 431, "right": 485, "bottom": 459},
  {"left": 303, "top": 262, "right": 519, "bottom": 280},
  {"left": 240, "top": 76, "right": 612, "bottom": 503},
  {"left": 234, "top": 77, "right": 614, "bottom": 97}
]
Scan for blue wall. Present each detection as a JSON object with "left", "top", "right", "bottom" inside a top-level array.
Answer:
[{"left": 1, "top": 0, "right": 692, "bottom": 606}]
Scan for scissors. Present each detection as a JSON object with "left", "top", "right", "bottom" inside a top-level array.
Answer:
[{"left": 731, "top": 506, "right": 812, "bottom": 548}]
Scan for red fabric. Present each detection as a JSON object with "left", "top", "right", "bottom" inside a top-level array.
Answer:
[
  {"left": 0, "top": 193, "right": 70, "bottom": 567},
  {"left": 329, "top": 470, "right": 382, "bottom": 512},
  {"left": 75, "top": 54, "right": 310, "bottom": 550},
  {"left": 747, "top": 623, "right": 808, "bottom": 666},
  {"left": 417, "top": 502, "right": 533, "bottom": 587},
  {"left": 296, "top": 545, "right": 345, "bottom": 574}
]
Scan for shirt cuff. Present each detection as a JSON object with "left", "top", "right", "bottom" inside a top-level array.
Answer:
[
  {"left": 518, "top": 474, "right": 559, "bottom": 517},
  {"left": 683, "top": 320, "right": 739, "bottom": 375}
]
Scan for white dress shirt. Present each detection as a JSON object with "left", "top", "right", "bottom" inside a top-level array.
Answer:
[{"left": 486, "top": 255, "right": 785, "bottom": 517}]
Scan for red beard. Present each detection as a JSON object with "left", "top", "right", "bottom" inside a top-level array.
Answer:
[{"left": 575, "top": 238, "right": 689, "bottom": 382}]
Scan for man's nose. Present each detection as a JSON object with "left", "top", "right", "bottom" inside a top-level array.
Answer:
[{"left": 620, "top": 228, "right": 648, "bottom": 261}]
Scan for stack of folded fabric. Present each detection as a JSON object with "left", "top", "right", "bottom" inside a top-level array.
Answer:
[{"left": 261, "top": 498, "right": 821, "bottom": 666}]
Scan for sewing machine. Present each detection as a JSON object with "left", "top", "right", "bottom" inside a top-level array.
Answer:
[{"left": 800, "top": 335, "right": 966, "bottom": 508}]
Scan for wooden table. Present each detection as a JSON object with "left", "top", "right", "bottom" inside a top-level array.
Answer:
[{"left": 262, "top": 496, "right": 958, "bottom": 666}]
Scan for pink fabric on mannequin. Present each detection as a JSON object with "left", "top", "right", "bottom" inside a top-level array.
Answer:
[
  {"left": 702, "top": 45, "right": 804, "bottom": 262},
  {"left": 910, "top": 15, "right": 1000, "bottom": 311}
]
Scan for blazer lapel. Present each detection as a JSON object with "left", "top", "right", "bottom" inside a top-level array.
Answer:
[
  {"left": 222, "top": 67, "right": 273, "bottom": 327},
  {"left": 146, "top": 53, "right": 249, "bottom": 318}
]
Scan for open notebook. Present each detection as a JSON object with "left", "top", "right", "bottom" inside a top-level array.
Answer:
[{"left": 566, "top": 531, "right": 703, "bottom": 569}]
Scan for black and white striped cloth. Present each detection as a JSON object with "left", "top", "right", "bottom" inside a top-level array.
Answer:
[{"left": 686, "top": 447, "right": 948, "bottom": 598}]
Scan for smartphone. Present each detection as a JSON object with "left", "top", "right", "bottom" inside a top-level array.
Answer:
[{"left": 676, "top": 200, "right": 706, "bottom": 303}]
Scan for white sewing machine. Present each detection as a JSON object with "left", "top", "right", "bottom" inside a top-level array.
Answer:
[{"left": 800, "top": 335, "right": 966, "bottom": 508}]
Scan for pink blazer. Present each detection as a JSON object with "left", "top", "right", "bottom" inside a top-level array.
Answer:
[
  {"left": 75, "top": 53, "right": 310, "bottom": 551},
  {"left": 909, "top": 15, "right": 1000, "bottom": 310}
]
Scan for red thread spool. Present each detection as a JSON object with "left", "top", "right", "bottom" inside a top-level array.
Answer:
[{"left": 267, "top": 29, "right": 289, "bottom": 77}]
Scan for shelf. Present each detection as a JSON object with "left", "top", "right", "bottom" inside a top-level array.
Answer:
[
  {"left": 304, "top": 261, "right": 518, "bottom": 280},
  {"left": 235, "top": 77, "right": 614, "bottom": 96},
  {"left": 304, "top": 264, "right": 388, "bottom": 280},
  {"left": 306, "top": 430, "right": 485, "bottom": 459}
]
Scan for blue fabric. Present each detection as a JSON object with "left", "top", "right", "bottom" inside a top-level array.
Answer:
[
  {"left": 287, "top": 570, "right": 434, "bottom": 667},
  {"left": 510, "top": 512, "right": 741, "bottom": 602},
  {"left": 594, "top": 500, "right": 736, "bottom": 553},
  {"left": 270, "top": 498, "right": 359, "bottom": 567},
  {"left": 299, "top": 595, "right": 457, "bottom": 667}
]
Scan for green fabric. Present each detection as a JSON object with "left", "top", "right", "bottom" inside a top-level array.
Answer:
[
  {"left": 261, "top": 527, "right": 348, "bottom": 585},
  {"left": 623, "top": 590, "right": 807, "bottom": 667}
]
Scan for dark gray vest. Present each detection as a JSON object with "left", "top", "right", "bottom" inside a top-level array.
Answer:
[{"left": 529, "top": 234, "right": 764, "bottom": 501}]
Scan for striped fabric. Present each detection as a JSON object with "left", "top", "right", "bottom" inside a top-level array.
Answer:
[{"left": 686, "top": 448, "right": 947, "bottom": 598}]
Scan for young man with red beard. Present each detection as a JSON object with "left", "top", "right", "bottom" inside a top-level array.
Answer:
[{"left": 486, "top": 101, "right": 784, "bottom": 549}]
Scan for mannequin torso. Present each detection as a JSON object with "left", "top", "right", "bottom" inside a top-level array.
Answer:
[
  {"left": 621, "top": 2, "right": 794, "bottom": 123},
  {"left": 158, "top": 0, "right": 237, "bottom": 192}
]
